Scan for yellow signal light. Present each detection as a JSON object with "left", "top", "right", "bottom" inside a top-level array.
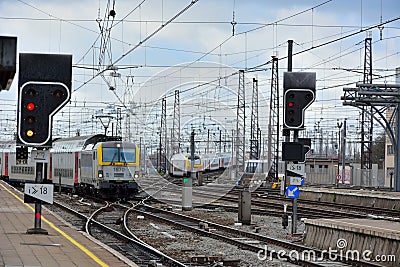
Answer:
[{"left": 26, "top": 130, "right": 34, "bottom": 137}]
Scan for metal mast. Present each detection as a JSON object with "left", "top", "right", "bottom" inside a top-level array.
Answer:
[
  {"left": 360, "top": 36, "right": 373, "bottom": 186},
  {"left": 236, "top": 70, "right": 246, "bottom": 176},
  {"left": 267, "top": 56, "right": 279, "bottom": 182},
  {"left": 171, "top": 90, "right": 181, "bottom": 155},
  {"left": 116, "top": 107, "right": 122, "bottom": 138},
  {"left": 159, "top": 97, "right": 167, "bottom": 172},
  {"left": 250, "top": 78, "right": 259, "bottom": 160}
]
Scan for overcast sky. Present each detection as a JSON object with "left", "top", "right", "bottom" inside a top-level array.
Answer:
[{"left": 0, "top": 0, "right": 399, "bottom": 144}]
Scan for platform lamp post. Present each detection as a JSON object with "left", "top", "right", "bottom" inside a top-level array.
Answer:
[{"left": 336, "top": 120, "right": 343, "bottom": 187}]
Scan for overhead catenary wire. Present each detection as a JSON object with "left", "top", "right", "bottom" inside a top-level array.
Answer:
[
  {"left": 247, "top": 16, "right": 400, "bottom": 72},
  {"left": 0, "top": 1, "right": 398, "bottom": 142},
  {"left": 73, "top": 0, "right": 200, "bottom": 92}
]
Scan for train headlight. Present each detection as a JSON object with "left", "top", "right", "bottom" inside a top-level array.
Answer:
[
  {"left": 98, "top": 170, "right": 103, "bottom": 178},
  {"left": 134, "top": 171, "right": 139, "bottom": 179}
]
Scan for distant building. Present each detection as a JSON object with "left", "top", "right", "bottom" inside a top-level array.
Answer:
[{"left": 305, "top": 156, "right": 339, "bottom": 184}]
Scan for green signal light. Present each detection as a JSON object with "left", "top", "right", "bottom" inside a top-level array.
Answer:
[{"left": 183, "top": 178, "right": 189, "bottom": 183}]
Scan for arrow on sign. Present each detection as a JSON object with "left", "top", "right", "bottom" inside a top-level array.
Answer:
[
  {"left": 287, "top": 187, "right": 298, "bottom": 197},
  {"left": 31, "top": 186, "right": 38, "bottom": 194},
  {"left": 285, "top": 185, "right": 300, "bottom": 199}
]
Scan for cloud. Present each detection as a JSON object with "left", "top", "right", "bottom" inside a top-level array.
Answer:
[{"left": 0, "top": 0, "right": 399, "bottom": 140}]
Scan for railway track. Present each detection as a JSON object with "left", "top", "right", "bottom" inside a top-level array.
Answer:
[
  {"left": 148, "top": 186, "right": 368, "bottom": 220},
  {"left": 252, "top": 187, "right": 400, "bottom": 220},
  {"left": 140, "top": 177, "right": 397, "bottom": 220},
  {"left": 126, "top": 202, "right": 381, "bottom": 267},
  {"left": 52, "top": 199, "right": 186, "bottom": 267},
  {"left": 5, "top": 180, "right": 393, "bottom": 266},
  {"left": 159, "top": 184, "right": 400, "bottom": 220}
]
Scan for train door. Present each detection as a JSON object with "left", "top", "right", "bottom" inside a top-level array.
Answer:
[
  {"left": 43, "top": 163, "right": 48, "bottom": 183},
  {"left": 4, "top": 152, "right": 8, "bottom": 178},
  {"left": 74, "top": 152, "right": 79, "bottom": 185},
  {"left": 0, "top": 152, "right": 2, "bottom": 178},
  {"left": 93, "top": 151, "right": 97, "bottom": 181}
]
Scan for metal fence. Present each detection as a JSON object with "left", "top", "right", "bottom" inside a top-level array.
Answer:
[{"left": 305, "top": 163, "right": 385, "bottom": 187}]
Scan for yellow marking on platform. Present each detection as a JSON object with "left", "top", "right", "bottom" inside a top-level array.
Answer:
[{"left": 0, "top": 182, "right": 109, "bottom": 267}]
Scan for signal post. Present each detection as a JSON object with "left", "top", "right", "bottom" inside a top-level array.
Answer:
[
  {"left": 17, "top": 53, "right": 72, "bottom": 234},
  {"left": 282, "top": 71, "right": 316, "bottom": 234},
  {"left": 182, "top": 130, "right": 195, "bottom": 211}
]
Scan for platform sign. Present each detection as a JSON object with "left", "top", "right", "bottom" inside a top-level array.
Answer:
[
  {"left": 287, "top": 163, "right": 306, "bottom": 176},
  {"left": 24, "top": 184, "right": 53, "bottom": 204},
  {"left": 31, "top": 150, "right": 50, "bottom": 163},
  {"left": 289, "top": 176, "right": 305, "bottom": 186},
  {"left": 285, "top": 185, "right": 300, "bottom": 199}
]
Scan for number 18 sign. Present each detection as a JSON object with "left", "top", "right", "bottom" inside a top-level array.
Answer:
[{"left": 24, "top": 184, "right": 54, "bottom": 204}]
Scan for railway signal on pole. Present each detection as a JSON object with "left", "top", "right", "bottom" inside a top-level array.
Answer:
[
  {"left": 17, "top": 53, "right": 72, "bottom": 147},
  {"left": 282, "top": 71, "right": 316, "bottom": 235},
  {"left": 283, "top": 72, "right": 316, "bottom": 129},
  {"left": 16, "top": 53, "right": 72, "bottom": 235}
]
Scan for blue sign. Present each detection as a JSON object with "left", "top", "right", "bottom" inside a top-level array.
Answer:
[
  {"left": 286, "top": 185, "right": 300, "bottom": 199},
  {"left": 300, "top": 177, "right": 305, "bottom": 186}
]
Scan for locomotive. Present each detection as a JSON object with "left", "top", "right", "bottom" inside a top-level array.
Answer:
[{"left": 0, "top": 134, "right": 140, "bottom": 199}]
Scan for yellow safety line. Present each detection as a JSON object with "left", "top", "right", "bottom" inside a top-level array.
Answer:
[{"left": 0, "top": 182, "right": 109, "bottom": 267}]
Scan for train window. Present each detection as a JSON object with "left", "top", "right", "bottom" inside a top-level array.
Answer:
[
  {"left": 121, "top": 149, "right": 136, "bottom": 163},
  {"left": 102, "top": 148, "right": 118, "bottom": 162},
  {"left": 245, "top": 162, "right": 258, "bottom": 173},
  {"left": 102, "top": 147, "right": 136, "bottom": 163}
]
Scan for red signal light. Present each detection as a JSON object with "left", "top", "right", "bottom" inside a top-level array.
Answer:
[
  {"left": 26, "top": 102, "right": 35, "bottom": 111},
  {"left": 288, "top": 102, "right": 295, "bottom": 107}
]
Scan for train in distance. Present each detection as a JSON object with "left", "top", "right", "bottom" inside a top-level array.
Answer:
[{"left": 168, "top": 152, "right": 281, "bottom": 187}]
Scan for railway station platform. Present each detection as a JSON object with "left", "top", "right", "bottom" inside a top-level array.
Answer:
[
  {"left": 300, "top": 187, "right": 400, "bottom": 210},
  {"left": 304, "top": 218, "right": 399, "bottom": 266},
  {"left": 0, "top": 180, "right": 135, "bottom": 267}
]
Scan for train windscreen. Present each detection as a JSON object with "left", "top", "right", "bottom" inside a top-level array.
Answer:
[{"left": 102, "top": 147, "right": 136, "bottom": 163}]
